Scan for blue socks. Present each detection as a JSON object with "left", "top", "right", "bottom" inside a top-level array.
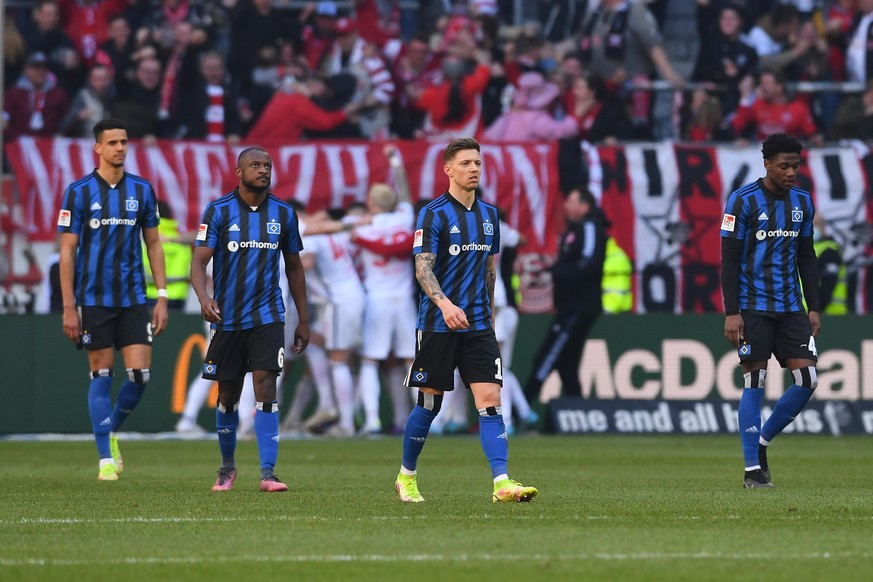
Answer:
[
  {"left": 401, "top": 405, "right": 437, "bottom": 471},
  {"left": 255, "top": 401, "right": 279, "bottom": 478},
  {"left": 738, "top": 387, "right": 765, "bottom": 468},
  {"left": 88, "top": 372, "right": 113, "bottom": 459},
  {"left": 216, "top": 403, "right": 239, "bottom": 468},
  {"left": 110, "top": 380, "right": 145, "bottom": 432},
  {"left": 762, "top": 385, "right": 814, "bottom": 443},
  {"left": 479, "top": 408, "right": 508, "bottom": 479}
]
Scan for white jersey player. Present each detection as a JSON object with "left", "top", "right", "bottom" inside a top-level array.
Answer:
[{"left": 352, "top": 182, "right": 418, "bottom": 434}]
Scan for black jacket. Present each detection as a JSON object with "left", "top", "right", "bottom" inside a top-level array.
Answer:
[{"left": 550, "top": 208, "right": 608, "bottom": 314}]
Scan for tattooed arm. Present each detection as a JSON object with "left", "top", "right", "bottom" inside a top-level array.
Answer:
[
  {"left": 416, "top": 252, "right": 469, "bottom": 330},
  {"left": 485, "top": 254, "right": 497, "bottom": 327}
]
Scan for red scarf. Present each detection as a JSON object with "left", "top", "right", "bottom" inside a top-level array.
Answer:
[{"left": 205, "top": 85, "right": 225, "bottom": 141}]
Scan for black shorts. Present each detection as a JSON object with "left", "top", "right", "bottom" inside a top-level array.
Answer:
[
  {"left": 738, "top": 311, "right": 817, "bottom": 367},
  {"left": 80, "top": 305, "right": 152, "bottom": 351},
  {"left": 202, "top": 323, "right": 285, "bottom": 381},
  {"left": 405, "top": 329, "right": 503, "bottom": 391}
]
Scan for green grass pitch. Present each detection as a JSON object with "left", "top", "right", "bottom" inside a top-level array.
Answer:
[{"left": 1, "top": 435, "right": 871, "bottom": 581}]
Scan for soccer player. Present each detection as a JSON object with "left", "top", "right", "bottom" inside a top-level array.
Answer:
[
  {"left": 191, "top": 146, "right": 309, "bottom": 492},
  {"left": 351, "top": 145, "right": 418, "bottom": 435},
  {"left": 58, "top": 118, "right": 169, "bottom": 482},
  {"left": 720, "top": 132, "right": 821, "bottom": 489},
  {"left": 394, "top": 138, "right": 538, "bottom": 504}
]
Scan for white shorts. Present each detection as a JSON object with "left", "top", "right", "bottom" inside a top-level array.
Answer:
[
  {"left": 320, "top": 292, "right": 365, "bottom": 351},
  {"left": 361, "top": 294, "right": 417, "bottom": 360},
  {"left": 494, "top": 305, "right": 519, "bottom": 368}
]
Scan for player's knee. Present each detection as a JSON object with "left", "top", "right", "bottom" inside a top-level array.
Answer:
[
  {"left": 216, "top": 399, "right": 240, "bottom": 414},
  {"left": 91, "top": 369, "right": 113, "bottom": 379},
  {"left": 417, "top": 391, "right": 443, "bottom": 414},
  {"left": 742, "top": 369, "right": 766, "bottom": 388},
  {"left": 127, "top": 368, "right": 150, "bottom": 385},
  {"left": 792, "top": 366, "right": 818, "bottom": 390}
]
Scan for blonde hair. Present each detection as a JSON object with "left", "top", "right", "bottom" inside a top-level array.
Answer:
[{"left": 368, "top": 183, "right": 398, "bottom": 212}]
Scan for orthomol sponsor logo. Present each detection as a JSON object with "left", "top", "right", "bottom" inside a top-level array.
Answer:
[
  {"left": 227, "top": 240, "right": 279, "bottom": 252},
  {"left": 755, "top": 228, "right": 798, "bottom": 240},
  {"left": 571, "top": 339, "right": 873, "bottom": 401},
  {"left": 449, "top": 242, "right": 492, "bottom": 256},
  {"left": 89, "top": 217, "right": 137, "bottom": 228}
]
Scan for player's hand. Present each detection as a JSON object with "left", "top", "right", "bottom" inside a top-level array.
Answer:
[
  {"left": 62, "top": 306, "right": 81, "bottom": 343},
  {"left": 438, "top": 299, "right": 469, "bottom": 330},
  {"left": 151, "top": 300, "right": 169, "bottom": 336},
  {"left": 200, "top": 298, "right": 221, "bottom": 323},
  {"left": 808, "top": 311, "right": 821, "bottom": 337},
  {"left": 724, "top": 314, "right": 743, "bottom": 347},
  {"left": 293, "top": 322, "right": 310, "bottom": 354}
]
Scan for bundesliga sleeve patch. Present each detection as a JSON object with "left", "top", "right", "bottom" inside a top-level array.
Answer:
[
  {"left": 57, "top": 209, "right": 71, "bottom": 227},
  {"left": 413, "top": 228, "right": 423, "bottom": 248},
  {"left": 196, "top": 223, "right": 209, "bottom": 241},
  {"left": 720, "top": 213, "right": 736, "bottom": 232}
]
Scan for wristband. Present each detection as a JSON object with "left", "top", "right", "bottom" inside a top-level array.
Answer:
[{"left": 157, "top": 289, "right": 169, "bottom": 299}]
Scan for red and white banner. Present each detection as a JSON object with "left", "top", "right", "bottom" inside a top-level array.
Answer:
[
  {"left": 3, "top": 138, "right": 563, "bottom": 256},
  {"left": 5, "top": 139, "right": 873, "bottom": 313}
]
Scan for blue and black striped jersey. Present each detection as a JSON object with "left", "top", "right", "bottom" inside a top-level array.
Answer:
[
  {"left": 720, "top": 178, "right": 815, "bottom": 313},
  {"left": 196, "top": 190, "right": 303, "bottom": 331},
  {"left": 57, "top": 171, "right": 159, "bottom": 307},
  {"left": 413, "top": 193, "right": 500, "bottom": 332}
]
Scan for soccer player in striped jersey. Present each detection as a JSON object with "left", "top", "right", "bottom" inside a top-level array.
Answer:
[
  {"left": 191, "top": 146, "right": 310, "bottom": 493},
  {"left": 58, "top": 118, "right": 169, "bottom": 482},
  {"left": 394, "top": 138, "right": 538, "bottom": 504},
  {"left": 721, "top": 132, "right": 821, "bottom": 489}
]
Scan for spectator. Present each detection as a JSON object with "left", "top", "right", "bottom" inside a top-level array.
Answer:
[
  {"left": 821, "top": 0, "right": 856, "bottom": 84},
  {"left": 96, "top": 15, "right": 135, "bottom": 98},
  {"left": 305, "top": 73, "right": 365, "bottom": 139},
  {"left": 61, "top": 64, "right": 115, "bottom": 137},
  {"left": 3, "top": 18, "right": 28, "bottom": 89},
  {"left": 691, "top": 4, "right": 759, "bottom": 117},
  {"left": 745, "top": 3, "right": 813, "bottom": 75},
  {"left": 827, "top": 79, "right": 873, "bottom": 141},
  {"left": 227, "top": 0, "right": 292, "bottom": 98},
  {"left": 21, "top": 0, "right": 83, "bottom": 95},
  {"left": 57, "top": 0, "right": 127, "bottom": 67},
  {"left": 571, "top": 73, "right": 632, "bottom": 144},
  {"left": 176, "top": 51, "right": 242, "bottom": 143},
  {"left": 157, "top": 20, "right": 205, "bottom": 136},
  {"left": 410, "top": 39, "right": 492, "bottom": 139},
  {"left": 483, "top": 71, "right": 579, "bottom": 142},
  {"left": 845, "top": 0, "right": 873, "bottom": 84},
  {"left": 679, "top": 87, "right": 727, "bottom": 142},
  {"left": 245, "top": 79, "right": 357, "bottom": 142},
  {"left": 112, "top": 56, "right": 162, "bottom": 139},
  {"left": 577, "top": 0, "right": 683, "bottom": 139},
  {"left": 3, "top": 51, "right": 69, "bottom": 142},
  {"left": 388, "top": 33, "right": 442, "bottom": 138},
  {"left": 323, "top": 17, "right": 395, "bottom": 138},
  {"left": 299, "top": 1, "right": 340, "bottom": 72},
  {"left": 730, "top": 69, "right": 821, "bottom": 143}
]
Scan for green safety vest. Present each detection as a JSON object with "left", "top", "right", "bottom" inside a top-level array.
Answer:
[
  {"left": 143, "top": 218, "right": 192, "bottom": 301},
  {"left": 602, "top": 237, "right": 633, "bottom": 314},
  {"left": 813, "top": 239, "right": 848, "bottom": 315}
]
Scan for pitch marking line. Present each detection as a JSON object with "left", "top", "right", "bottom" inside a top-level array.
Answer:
[
  {"left": 3, "top": 551, "right": 873, "bottom": 567},
  {"left": 3, "top": 514, "right": 873, "bottom": 526}
]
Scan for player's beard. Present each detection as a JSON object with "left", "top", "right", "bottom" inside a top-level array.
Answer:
[{"left": 243, "top": 176, "right": 271, "bottom": 194}]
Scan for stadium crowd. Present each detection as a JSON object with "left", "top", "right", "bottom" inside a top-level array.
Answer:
[{"left": 5, "top": 0, "right": 873, "bottom": 148}]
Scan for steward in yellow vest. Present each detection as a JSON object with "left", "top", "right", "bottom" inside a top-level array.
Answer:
[{"left": 602, "top": 237, "right": 633, "bottom": 313}]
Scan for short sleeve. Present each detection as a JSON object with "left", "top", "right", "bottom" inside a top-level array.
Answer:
[
  {"left": 413, "top": 206, "right": 442, "bottom": 255},
  {"left": 196, "top": 204, "right": 219, "bottom": 248},
  {"left": 57, "top": 184, "right": 82, "bottom": 234},
  {"left": 283, "top": 208, "right": 304, "bottom": 254},
  {"left": 720, "top": 192, "right": 746, "bottom": 240},
  {"left": 142, "top": 184, "right": 160, "bottom": 229}
]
